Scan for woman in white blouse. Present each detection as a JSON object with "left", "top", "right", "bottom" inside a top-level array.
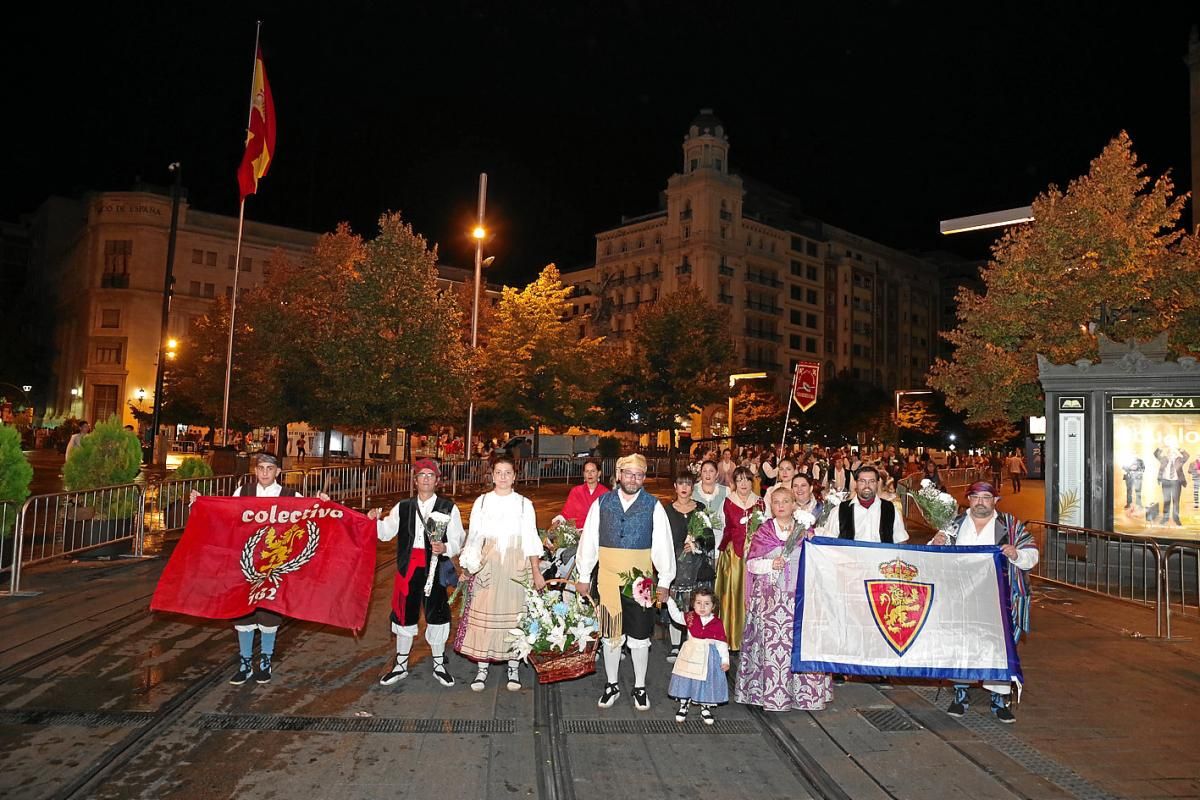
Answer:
[{"left": 454, "top": 456, "right": 546, "bottom": 692}]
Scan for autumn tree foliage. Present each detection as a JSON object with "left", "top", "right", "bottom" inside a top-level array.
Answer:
[
  {"left": 930, "top": 132, "right": 1200, "bottom": 423},
  {"left": 592, "top": 288, "right": 736, "bottom": 434},
  {"left": 476, "top": 264, "right": 606, "bottom": 437}
]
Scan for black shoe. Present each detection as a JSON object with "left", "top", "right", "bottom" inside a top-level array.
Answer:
[
  {"left": 230, "top": 656, "right": 254, "bottom": 686},
  {"left": 379, "top": 656, "right": 409, "bottom": 686},
  {"left": 666, "top": 646, "right": 679, "bottom": 663},
  {"left": 632, "top": 686, "right": 650, "bottom": 711},
  {"left": 947, "top": 687, "right": 969, "bottom": 717},
  {"left": 675, "top": 699, "right": 690, "bottom": 722},
  {"left": 699, "top": 706, "right": 714, "bottom": 725},
  {"left": 598, "top": 682, "right": 621, "bottom": 708},
  {"left": 833, "top": 674, "right": 846, "bottom": 686},
  {"left": 254, "top": 655, "right": 272, "bottom": 684},
  {"left": 432, "top": 656, "right": 454, "bottom": 687},
  {"left": 991, "top": 694, "right": 1015, "bottom": 724}
]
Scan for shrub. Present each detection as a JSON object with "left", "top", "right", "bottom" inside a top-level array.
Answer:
[
  {"left": 161, "top": 457, "right": 215, "bottom": 506},
  {"left": 63, "top": 417, "right": 142, "bottom": 520},
  {"left": 597, "top": 436, "right": 621, "bottom": 459},
  {"left": 0, "top": 424, "right": 33, "bottom": 537}
]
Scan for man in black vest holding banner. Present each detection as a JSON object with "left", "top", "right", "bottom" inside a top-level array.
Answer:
[
  {"left": 368, "top": 458, "right": 466, "bottom": 687},
  {"left": 825, "top": 465, "right": 909, "bottom": 544}
]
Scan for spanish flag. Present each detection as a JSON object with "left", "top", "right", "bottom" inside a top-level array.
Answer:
[{"left": 236, "top": 47, "right": 276, "bottom": 200}]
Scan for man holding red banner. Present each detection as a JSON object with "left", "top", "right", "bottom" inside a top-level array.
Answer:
[
  {"left": 175, "top": 453, "right": 335, "bottom": 687},
  {"left": 367, "top": 459, "right": 465, "bottom": 688}
]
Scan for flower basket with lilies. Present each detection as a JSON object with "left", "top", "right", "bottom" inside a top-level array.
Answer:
[{"left": 508, "top": 578, "right": 599, "bottom": 684}]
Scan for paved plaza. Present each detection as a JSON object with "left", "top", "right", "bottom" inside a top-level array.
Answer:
[{"left": 1, "top": 479, "right": 1198, "bottom": 800}]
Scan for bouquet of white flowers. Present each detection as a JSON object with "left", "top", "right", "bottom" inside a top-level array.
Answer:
[
  {"left": 422, "top": 510, "right": 452, "bottom": 597},
  {"left": 899, "top": 479, "right": 960, "bottom": 537},
  {"left": 686, "top": 507, "right": 715, "bottom": 551}
]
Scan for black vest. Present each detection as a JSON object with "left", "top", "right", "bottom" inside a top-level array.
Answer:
[
  {"left": 838, "top": 499, "right": 895, "bottom": 543},
  {"left": 238, "top": 477, "right": 298, "bottom": 498},
  {"left": 396, "top": 494, "right": 456, "bottom": 573}
]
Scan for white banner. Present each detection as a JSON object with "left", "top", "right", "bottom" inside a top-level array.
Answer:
[{"left": 792, "top": 538, "right": 1022, "bottom": 683}]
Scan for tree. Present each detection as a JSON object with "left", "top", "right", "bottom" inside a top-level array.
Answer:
[
  {"left": 477, "top": 265, "right": 605, "bottom": 447},
  {"left": 592, "top": 288, "right": 736, "bottom": 436},
  {"left": 731, "top": 383, "right": 787, "bottom": 442},
  {"left": 930, "top": 132, "right": 1200, "bottom": 423},
  {"left": 0, "top": 423, "right": 32, "bottom": 537}
]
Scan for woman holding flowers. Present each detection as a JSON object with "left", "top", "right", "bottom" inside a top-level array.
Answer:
[
  {"left": 455, "top": 456, "right": 546, "bottom": 692},
  {"left": 716, "top": 466, "right": 762, "bottom": 651},
  {"left": 736, "top": 486, "right": 832, "bottom": 711},
  {"left": 663, "top": 471, "right": 714, "bottom": 660}
]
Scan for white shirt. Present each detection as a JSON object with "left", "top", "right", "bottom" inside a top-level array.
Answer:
[
  {"left": 376, "top": 493, "right": 465, "bottom": 558},
  {"left": 459, "top": 491, "right": 542, "bottom": 573},
  {"left": 825, "top": 498, "right": 909, "bottom": 543},
  {"left": 233, "top": 481, "right": 299, "bottom": 498},
  {"left": 954, "top": 513, "right": 1038, "bottom": 571},
  {"left": 576, "top": 489, "right": 676, "bottom": 590}
]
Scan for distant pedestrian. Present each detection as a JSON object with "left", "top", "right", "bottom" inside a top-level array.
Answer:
[
  {"left": 931, "top": 481, "right": 1038, "bottom": 724},
  {"left": 296, "top": 437, "right": 306, "bottom": 462},
  {"left": 1004, "top": 451, "right": 1027, "bottom": 494},
  {"left": 64, "top": 421, "right": 90, "bottom": 464}
]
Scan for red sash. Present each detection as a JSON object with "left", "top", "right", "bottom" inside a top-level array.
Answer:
[{"left": 391, "top": 547, "right": 428, "bottom": 625}]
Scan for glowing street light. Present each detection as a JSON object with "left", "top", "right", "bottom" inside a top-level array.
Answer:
[{"left": 939, "top": 206, "right": 1034, "bottom": 235}]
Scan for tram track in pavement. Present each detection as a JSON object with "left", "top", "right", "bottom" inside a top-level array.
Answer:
[{"left": 16, "top": 553, "right": 400, "bottom": 800}]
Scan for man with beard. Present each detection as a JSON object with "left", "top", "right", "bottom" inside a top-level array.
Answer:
[
  {"left": 825, "top": 465, "right": 909, "bottom": 544},
  {"left": 931, "top": 481, "right": 1038, "bottom": 723},
  {"left": 576, "top": 454, "right": 676, "bottom": 711}
]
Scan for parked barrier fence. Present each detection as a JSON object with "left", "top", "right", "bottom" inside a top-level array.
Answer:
[
  {"left": 1163, "top": 541, "right": 1200, "bottom": 638},
  {"left": 896, "top": 467, "right": 991, "bottom": 522},
  {"left": 1027, "top": 520, "right": 1167, "bottom": 637},
  {"left": 5, "top": 483, "right": 147, "bottom": 596},
  {"left": 1, "top": 501, "right": 17, "bottom": 580}
]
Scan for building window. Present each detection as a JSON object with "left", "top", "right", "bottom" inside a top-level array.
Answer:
[
  {"left": 191, "top": 249, "right": 204, "bottom": 264},
  {"left": 826, "top": 341, "right": 834, "bottom": 354},
  {"left": 205, "top": 251, "right": 217, "bottom": 267},
  {"left": 225, "top": 286, "right": 234, "bottom": 300},
  {"left": 95, "top": 343, "right": 123, "bottom": 364},
  {"left": 103, "top": 239, "right": 132, "bottom": 275},
  {"left": 806, "top": 337, "right": 817, "bottom": 353},
  {"left": 683, "top": 225, "right": 690, "bottom": 239},
  {"left": 806, "top": 242, "right": 818, "bottom": 257},
  {"left": 100, "top": 309, "right": 120, "bottom": 328},
  {"left": 92, "top": 384, "right": 119, "bottom": 422},
  {"left": 791, "top": 285, "right": 802, "bottom": 301},
  {"left": 853, "top": 344, "right": 862, "bottom": 356},
  {"left": 227, "top": 255, "right": 251, "bottom": 271},
  {"left": 807, "top": 289, "right": 818, "bottom": 305},
  {"left": 790, "top": 309, "right": 802, "bottom": 325},
  {"left": 714, "top": 158, "right": 722, "bottom": 172},
  {"left": 790, "top": 334, "right": 801, "bottom": 349},
  {"left": 190, "top": 280, "right": 202, "bottom": 296},
  {"left": 203, "top": 282, "right": 215, "bottom": 298},
  {"left": 791, "top": 260, "right": 803, "bottom": 276},
  {"left": 807, "top": 313, "right": 818, "bottom": 329},
  {"left": 690, "top": 159, "right": 698, "bottom": 172}
]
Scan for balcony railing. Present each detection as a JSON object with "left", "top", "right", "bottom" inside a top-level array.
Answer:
[
  {"left": 719, "top": 265, "right": 735, "bottom": 277},
  {"left": 676, "top": 263, "right": 692, "bottom": 275},
  {"left": 718, "top": 294, "right": 733, "bottom": 305},
  {"left": 100, "top": 273, "right": 130, "bottom": 289},
  {"left": 744, "top": 328, "right": 782, "bottom": 343},
  {"left": 746, "top": 272, "right": 783, "bottom": 288},
  {"left": 745, "top": 299, "right": 783, "bottom": 314},
  {"left": 719, "top": 210, "right": 733, "bottom": 221}
]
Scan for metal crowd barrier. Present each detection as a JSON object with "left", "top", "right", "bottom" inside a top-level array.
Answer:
[
  {"left": 148, "top": 474, "right": 245, "bottom": 534},
  {"left": 1, "top": 501, "right": 17, "bottom": 580},
  {"left": 1028, "top": 520, "right": 1166, "bottom": 637},
  {"left": 1163, "top": 542, "right": 1200, "bottom": 638},
  {"left": 5, "top": 483, "right": 147, "bottom": 595}
]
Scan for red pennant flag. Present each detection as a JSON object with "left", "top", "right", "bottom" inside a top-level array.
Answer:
[
  {"left": 793, "top": 360, "right": 821, "bottom": 412},
  {"left": 151, "top": 497, "right": 377, "bottom": 631},
  {"left": 237, "top": 47, "right": 276, "bottom": 199}
]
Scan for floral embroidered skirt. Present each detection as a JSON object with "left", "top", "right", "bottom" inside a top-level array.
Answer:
[
  {"left": 454, "top": 542, "right": 530, "bottom": 663},
  {"left": 734, "top": 578, "right": 831, "bottom": 711}
]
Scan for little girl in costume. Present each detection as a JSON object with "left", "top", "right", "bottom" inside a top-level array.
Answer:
[{"left": 666, "top": 589, "right": 730, "bottom": 725}]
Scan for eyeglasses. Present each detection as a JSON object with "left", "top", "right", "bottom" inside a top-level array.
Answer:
[
  {"left": 967, "top": 494, "right": 995, "bottom": 501},
  {"left": 416, "top": 472, "right": 437, "bottom": 479},
  {"left": 621, "top": 471, "right": 646, "bottom": 479}
]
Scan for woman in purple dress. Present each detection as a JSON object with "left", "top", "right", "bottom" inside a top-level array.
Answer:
[{"left": 735, "top": 486, "right": 832, "bottom": 711}]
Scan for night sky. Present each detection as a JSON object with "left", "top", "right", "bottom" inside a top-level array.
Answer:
[{"left": 6, "top": 2, "right": 1198, "bottom": 286}]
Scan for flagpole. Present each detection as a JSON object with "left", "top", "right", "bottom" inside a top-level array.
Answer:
[
  {"left": 778, "top": 362, "right": 800, "bottom": 458},
  {"left": 220, "top": 21, "right": 263, "bottom": 447}
]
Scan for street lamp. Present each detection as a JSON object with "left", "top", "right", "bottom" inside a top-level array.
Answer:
[
  {"left": 728, "top": 372, "right": 768, "bottom": 447},
  {"left": 465, "top": 172, "right": 489, "bottom": 461},
  {"left": 939, "top": 206, "right": 1034, "bottom": 235}
]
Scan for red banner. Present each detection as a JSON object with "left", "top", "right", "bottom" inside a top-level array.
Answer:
[
  {"left": 151, "top": 497, "right": 377, "bottom": 631},
  {"left": 793, "top": 360, "right": 821, "bottom": 412}
]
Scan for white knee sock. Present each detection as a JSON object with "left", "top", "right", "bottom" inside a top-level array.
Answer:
[
  {"left": 425, "top": 623, "right": 449, "bottom": 658},
  {"left": 669, "top": 625, "right": 682, "bottom": 647},
  {"left": 631, "top": 645, "right": 649, "bottom": 687},
  {"left": 602, "top": 641, "right": 621, "bottom": 683}
]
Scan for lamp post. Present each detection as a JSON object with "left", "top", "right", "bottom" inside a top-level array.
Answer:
[
  {"left": 939, "top": 206, "right": 1034, "bottom": 235},
  {"left": 727, "top": 372, "right": 768, "bottom": 448},
  {"left": 465, "top": 172, "right": 488, "bottom": 461}
]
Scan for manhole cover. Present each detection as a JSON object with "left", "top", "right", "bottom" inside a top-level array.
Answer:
[{"left": 857, "top": 708, "right": 920, "bottom": 732}]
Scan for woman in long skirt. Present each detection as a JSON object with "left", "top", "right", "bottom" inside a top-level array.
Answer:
[
  {"left": 735, "top": 485, "right": 831, "bottom": 711},
  {"left": 715, "top": 466, "right": 761, "bottom": 651},
  {"left": 455, "top": 456, "right": 545, "bottom": 691}
]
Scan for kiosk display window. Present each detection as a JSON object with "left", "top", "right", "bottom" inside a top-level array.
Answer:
[{"left": 1111, "top": 399, "right": 1200, "bottom": 538}]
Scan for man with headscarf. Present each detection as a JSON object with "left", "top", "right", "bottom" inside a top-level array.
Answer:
[
  {"left": 576, "top": 454, "right": 676, "bottom": 711},
  {"left": 930, "top": 481, "right": 1038, "bottom": 723}
]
